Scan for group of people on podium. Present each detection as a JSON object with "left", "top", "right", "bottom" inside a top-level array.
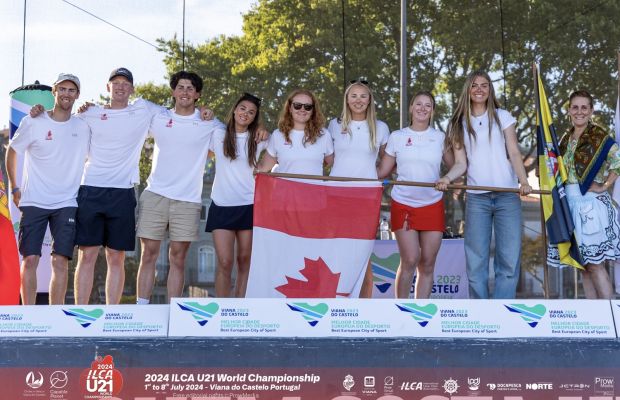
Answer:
[{"left": 6, "top": 67, "right": 620, "bottom": 306}]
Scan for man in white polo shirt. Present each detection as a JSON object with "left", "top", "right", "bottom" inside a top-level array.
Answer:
[
  {"left": 136, "top": 71, "right": 221, "bottom": 303},
  {"left": 6, "top": 73, "right": 90, "bottom": 305}
]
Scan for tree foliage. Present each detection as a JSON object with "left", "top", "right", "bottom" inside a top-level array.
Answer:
[{"left": 140, "top": 0, "right": 620, "bottom": 147}]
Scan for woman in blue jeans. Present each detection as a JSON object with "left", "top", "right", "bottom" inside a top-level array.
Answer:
[{"left": 447, "top": 71, "right": 532, "bottom": 299}]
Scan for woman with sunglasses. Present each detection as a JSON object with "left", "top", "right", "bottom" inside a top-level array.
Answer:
[
  {"left": 257, "top": 89, "right": 334, "bottom": 174},
  {"left": 206, "top": 93, "right": 267, "bottom": 297},
  {"left": 328, "top": 79, "right": 390, "bottom": 298},
  {"left": 377, "top": 91, "right": 466, "bottom": 299},
  {"left": 447, "top": 70, "right": 531, "bottom": 299}
]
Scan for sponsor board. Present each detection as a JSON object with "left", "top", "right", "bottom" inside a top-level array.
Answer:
[
  {"left": 0, "top": 305, "right": 168, "bottom": 337},
  {"left": 611, "top": 300, "right": 620, "bottom": 337},
  {"left": 168, "top": 298, "right": 397, "bottom": 337},
  {"left": 1, "top": 365, "right": 618, "bottom": 399},
  {"left": 396, "top": 299, "right": 616, "bottom": 338},
  {"left": 169, "top": 298, "right": 616, "bottom": 338}
]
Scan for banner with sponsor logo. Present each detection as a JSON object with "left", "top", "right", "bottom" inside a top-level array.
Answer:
[
  {"left": 371, "top": 239, "right": 467, "bottom": 299},
  {"left": 168, "top": 298, "right": 616, "bottom": 338},
  {"left": 0, "top": 305, "right": 168, "bottom": 337},
  {"left": 1, "top": 357, "right": 618, "bottom": 399}
]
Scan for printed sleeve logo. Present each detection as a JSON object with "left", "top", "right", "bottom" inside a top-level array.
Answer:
[
  {"left": 62, "top": 308, "right": 104, "bottom": 328},
  {"left": 178, "top": 302, "right": 220, "bottom": 326},
  {"left": 286, "top": 302, "right": 328, "bottom": 326},
  {"left": 396, "top": 303, "right": 438, "bottom": 327},
  {"left": 504, "top": 303, "right": 546, "bottom": 327}
]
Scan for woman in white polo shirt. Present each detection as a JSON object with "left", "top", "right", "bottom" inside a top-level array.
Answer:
[
  {"left": 257, "top": 88, "right": 334, "bottom": 174},
  {"left": 328, "top": 79, "right": 390, "bottom": 298},
  {"left": 377, "top": 91, "right": 466, "bottom": 299},
  {"left": 206, "top": 93, "right": 267, "bottom": 297},
  {"left": 447, "top": 70, "right": 531, "bottom": 299}
]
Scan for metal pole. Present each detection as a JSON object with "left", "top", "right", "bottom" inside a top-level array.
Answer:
[
  {"left": 182, "top": 0, "right": 186, "bottom": 70},
  {"left": 399, "top": 0, "right": 407, "bottom": 128},
  {"left": 21, "top": 0, "right": 27, "bottom": 86},
  {"left": 341, "top": 0, "right": 347, "bottom": 92}
]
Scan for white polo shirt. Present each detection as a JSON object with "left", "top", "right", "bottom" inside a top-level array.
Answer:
[
  {"left": 145, "top": 109, "right": 221, "bottom": 204},
  {"left": 79, "top": 98, "right": 163, "bottom": 188},
  {"left": 386, "top": 126, "right": 445, "bottom": 207},
  {"left": 266, "top": 128, "right": 334, "bottom": 175},
  {"left": 10, "top": 113, "right": 90, "bottom": 209},
  {"left": 210, "top": 128, "right": 268, "bottom": 206},
  {"left": 463, "top": 109, "right": 517, "bottom": 194},
  {"left": 328, "top": 118, "right": 389, "bottom": 179}
]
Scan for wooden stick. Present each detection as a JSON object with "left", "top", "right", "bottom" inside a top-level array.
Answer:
[
  {"left": 261, "top": 171, "right": 551, "bottom": 195},
  {"left": 533, "top": 63, "right": 551, "bottom": 299}
]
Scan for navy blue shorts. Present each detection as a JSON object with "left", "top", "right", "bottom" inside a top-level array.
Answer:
[
  {"left": 75, "top": 186, "right": 137, "bottom": 251},
  {"left": 205, "top": 202, "right": 253, "bottom": 232},
  {"left": 18, "top": 206, "right": 77, "bottom": 259}
]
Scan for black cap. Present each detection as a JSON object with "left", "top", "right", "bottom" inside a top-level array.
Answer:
[{"left": 108, "top": 67, "right": 133, "bottom": 84}]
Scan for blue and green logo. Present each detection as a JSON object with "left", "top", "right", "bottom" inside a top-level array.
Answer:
[
  {"left": 62, "top": 308, "right": 104, "bottom": 328},
  {"left": 178, "top": 302, "right": 220, "bottom": 326},
  {"left": 504, "top": 304, "right": 546, "bottom": 327},
  {"left": 287, "top": 302, "right": 328, "bottom": 327},
  {"left": 371, "top": 253, "right": 400, "bottom": 293},
  {"left": 396, "top": 303, "right": 438, "bottom": 327}
]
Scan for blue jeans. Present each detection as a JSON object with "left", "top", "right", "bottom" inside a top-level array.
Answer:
[{"left": 465, "top": 192, "right": 522, "bottom": 299}]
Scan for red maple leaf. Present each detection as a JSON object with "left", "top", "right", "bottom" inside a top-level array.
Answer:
[{"left": 276, "top": 257, "right": 351, "bottom": 298}]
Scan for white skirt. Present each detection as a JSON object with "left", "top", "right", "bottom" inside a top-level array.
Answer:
[{"left": 547, "top": 184, "right": 620, "bottom": 267}]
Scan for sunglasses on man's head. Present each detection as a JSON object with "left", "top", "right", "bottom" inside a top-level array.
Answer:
[
  {"left": 292, "top": 102, "right": 314, "bottom": 111},
  {"left": 243, "top": 92, "right": 262, "bottom": 105},
  {"left": 350, "top": 79, "right": 369, "bottom": 85}
]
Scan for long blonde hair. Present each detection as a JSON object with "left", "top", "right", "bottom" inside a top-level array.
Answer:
[
  {"left": 447, "top": 70, "right": 501, "bottom": 150},
  {"left": 278, "top": 89, "right": 325, "bottom": 146},
  {"left": 339, "top": 81, "right": 378, "bottom": 150}
]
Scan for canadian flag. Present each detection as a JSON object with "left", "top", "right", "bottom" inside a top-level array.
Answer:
[{"left": 246, "top": 174, "right": 382, "bottom": 298}]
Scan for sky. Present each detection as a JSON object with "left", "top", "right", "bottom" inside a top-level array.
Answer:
[{"left": 1, "top": 0, "right": 256, "bottom": 129}]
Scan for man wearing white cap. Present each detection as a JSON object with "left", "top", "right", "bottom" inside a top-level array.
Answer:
[{"left": 6, "top": 73, "right": 90, "bottom": 305}]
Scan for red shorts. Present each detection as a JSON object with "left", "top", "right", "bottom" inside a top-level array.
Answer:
[{"left": 390, "top": 199, "right": 445, "bottom": 232}]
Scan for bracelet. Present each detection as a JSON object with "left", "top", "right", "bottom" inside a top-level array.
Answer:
[{"left": 11, "top": 187, "right": 20, "bottom": 195}]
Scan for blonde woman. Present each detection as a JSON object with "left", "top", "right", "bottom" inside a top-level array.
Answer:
[{"left": 447, "top": 70, "right": 531, "bottom": 299}]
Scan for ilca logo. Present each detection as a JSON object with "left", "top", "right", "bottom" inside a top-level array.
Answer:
[
  {"left": 62, "top": 308, "right": 104, "bottom": 328},
  {"left": 396, "top": 303, "right": 438, "bottom": 327},
  {"left": 286, "top": 302, "right": 328, "bottom": 327},
  {"left": 25, "top": 371, "right": 44, "bottom": 389},
  {"left": 178, "top": 302, "right": 220, "bottom": 326},
  {"left": 504, "top": 303, "right": 546, "bottom": 327}
]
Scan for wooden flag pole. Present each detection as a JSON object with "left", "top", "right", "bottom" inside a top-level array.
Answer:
[
  {"left": 533, "top": 63, "right": 551, "bottom": 299},
  {"left": 261, "top": 172, "right": 551, "bottom": 195}
]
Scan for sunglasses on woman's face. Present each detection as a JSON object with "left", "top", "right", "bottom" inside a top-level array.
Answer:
[{"left": 292, "top": 102, "right": 314, "bottom": 111}]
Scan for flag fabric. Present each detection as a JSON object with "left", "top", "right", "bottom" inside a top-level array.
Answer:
[
  {"left": 0, "top": 169, "right": 20, "bottom": 305},
  {"left": 535, "top": 65, "right": 584, "bottom": 270},
  {"left": 246, "top": 174, "right": 382, "bottom": 298}
]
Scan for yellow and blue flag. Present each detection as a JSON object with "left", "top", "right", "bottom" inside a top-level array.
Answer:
[{"left": 535, "top": 65, "right": 583, "bottom": 270}]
